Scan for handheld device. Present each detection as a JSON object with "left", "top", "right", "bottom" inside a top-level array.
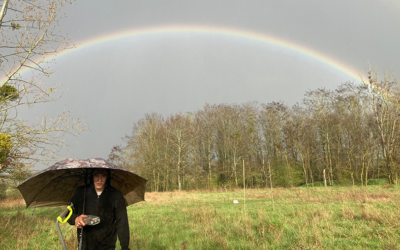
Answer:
[{"left": 56, "top": 203, "right": 101, "bottom": 250}]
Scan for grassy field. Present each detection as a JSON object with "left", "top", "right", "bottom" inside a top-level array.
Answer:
[{"left": 1, "top": 186, "right": 400, "bottom": 249}]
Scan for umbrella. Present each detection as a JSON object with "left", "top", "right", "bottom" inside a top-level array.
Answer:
[{"left": 17, "top": 158, "right": 147, "bottom": 208}]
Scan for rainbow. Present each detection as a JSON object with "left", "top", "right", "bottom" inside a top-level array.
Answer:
[
  {"left": 49, "top": 24, "right": 397, "bottom": 109},
  {"left": 5, "top": 24, "right": 365, "bottom": 83}
]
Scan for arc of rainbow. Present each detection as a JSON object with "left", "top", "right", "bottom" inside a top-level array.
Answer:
[{"left": 5, "top": 24, "right": 365, "bottom": 85}]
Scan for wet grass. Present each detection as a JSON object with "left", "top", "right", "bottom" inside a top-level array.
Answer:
[{"left": 1, "top": 186, "right": 400, "bottom": 249}]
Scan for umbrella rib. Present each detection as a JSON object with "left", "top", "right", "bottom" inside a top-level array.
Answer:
[
  {"left": 109, "top": 170, "right": 144, "bottom": 202},
  {"left": 120, "top": 172, "right": 145, "bottom": 201},
  {"left": 27, "top": 169, "right": 84, "bottom": 207}
]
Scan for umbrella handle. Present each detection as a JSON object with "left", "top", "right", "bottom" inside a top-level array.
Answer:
[{"left": 57, "top": 204, "right": 74, "bottom": 224}]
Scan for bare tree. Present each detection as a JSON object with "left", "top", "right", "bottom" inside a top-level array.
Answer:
[
  {"left": 303, "top": 89, "right": 338, "bottom": 186},
  {"left": 290, "top": 104, "right": 318, "bottom": 187},
  {"left": 366, "top": 69, "right": 400, "bottom": 184},
  {"left": 1, "top": 0, "right": 73, "bottom": 87},
  {"left": 0, "top": 0, "right": 86, "bottom": 182},
  {"left": 194, "top": 104, "right": 217, "bottom": 189},
  {"left": 214, "top": 104, "right": 251, "bottom": 187},
  {"left": 167, "top": 114, "right": 192, "bottom": 191}
]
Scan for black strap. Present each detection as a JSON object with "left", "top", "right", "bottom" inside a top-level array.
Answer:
[{"left": 78, "top": 169, "right": 88, "bottom": 250}]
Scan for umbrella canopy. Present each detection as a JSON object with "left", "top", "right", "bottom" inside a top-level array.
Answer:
[{"left": 17, "top": 158, "right": 147, "bottom": 208}]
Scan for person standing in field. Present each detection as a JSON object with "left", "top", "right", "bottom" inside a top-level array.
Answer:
[{"left": 67, "top": 168, "right": 130, "bottom": 250}]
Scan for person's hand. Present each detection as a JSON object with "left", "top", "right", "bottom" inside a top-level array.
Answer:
[{"left": 75, "top": 214, "right": 87, "bottom": 229}]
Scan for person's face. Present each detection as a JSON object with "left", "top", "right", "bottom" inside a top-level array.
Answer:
[{"left": 93, "top": 169, "right": 107, "bottom": 192}]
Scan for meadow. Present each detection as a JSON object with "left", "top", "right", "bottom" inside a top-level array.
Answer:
[{"left": 1, "top": 186, "right": 400, "bottom": 249}]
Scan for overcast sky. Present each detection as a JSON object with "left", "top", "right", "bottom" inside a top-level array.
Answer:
[{"left": 20, "top": 0, "right": 400, "bottom": 170}]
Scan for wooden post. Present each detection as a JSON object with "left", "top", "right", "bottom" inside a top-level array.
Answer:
[
  {"left": 268, "top": 159, "right": 274, "bottom": 211},
  {"left": 243, "top": 159, "right": 245, "bottom": 211}
]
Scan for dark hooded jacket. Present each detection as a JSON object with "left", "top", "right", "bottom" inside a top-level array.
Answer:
[{"left": 67, "top": 181, "right": 130, "bottom": 250}]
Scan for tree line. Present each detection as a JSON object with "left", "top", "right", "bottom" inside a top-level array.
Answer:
[{"left": 109, "top": 70, "right": 400, "bottom": 191}]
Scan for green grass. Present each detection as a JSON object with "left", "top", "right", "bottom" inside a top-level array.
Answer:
[{"left": 1, "top": 186, "right": 400, "bottom": 249}]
